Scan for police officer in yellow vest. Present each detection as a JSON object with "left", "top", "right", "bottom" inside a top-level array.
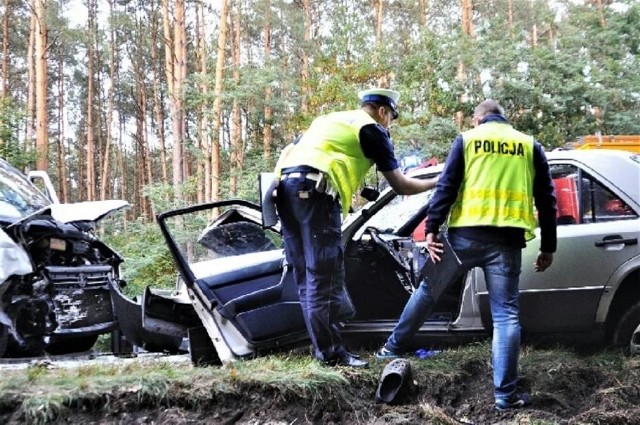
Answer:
[
  {"left": 377, "top": 100, "right": 557, "bottom": 409},
  {"left": 274, "top": 88, "right": 438, "bottom": 368}
]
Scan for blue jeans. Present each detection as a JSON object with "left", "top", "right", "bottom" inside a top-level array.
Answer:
[
  {"left": 275, "top": 175, "right": 347, "bottom": 362},
  {"left": 384, "top": 233, "right": 522, "bottom": 402}
]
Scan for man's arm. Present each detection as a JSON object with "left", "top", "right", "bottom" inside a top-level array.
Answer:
[
  {"left": 425, "top": 135, "right": 465, "bottom": 236},
  {"left": 360, "top": 123, "right": 438, "bottom": 195},
  {"left": 382, "top": 169, "right": 438, "bottom": 195},
  {"left": 532, "top": 141, "right": 557, "bottom": 272},
  {"left": 533, "top": 142, "right": 557, "bottom": 253}
]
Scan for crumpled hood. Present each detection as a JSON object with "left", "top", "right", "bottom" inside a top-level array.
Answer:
[
  {"left": 0, "top": 199, "right": 129, "bottom": 291},
  {"left": 9, "top": 200, "right": 130, "bottom": 228},
  {"left": 48, "top": 200, "right": 130, "bottom": 223}
]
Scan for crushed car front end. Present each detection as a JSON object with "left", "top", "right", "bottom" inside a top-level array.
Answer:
[{"left": 0, "top": 159, "right": 129, "bottom": 356}]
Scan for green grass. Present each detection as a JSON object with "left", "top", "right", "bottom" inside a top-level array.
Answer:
[
  {"left": 2, "top": 343, "right": 639, "bottom": 424},
  {"left": 0, "top": 354, "right": 366, "bottom": 424}
]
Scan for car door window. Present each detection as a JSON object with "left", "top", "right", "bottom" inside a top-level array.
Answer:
[
  {"left": 581, "top": 176, "right": 637, "bottom": 223},
  {"left": 550, "top": 164, "right": 637, "bottom": 225}
]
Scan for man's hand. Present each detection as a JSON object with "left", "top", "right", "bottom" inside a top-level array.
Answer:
[
  {"left": 426, "top": 232, "right": 444, "bottom": 262},
  {"left": 534, "top": 251, "right": 554, "bottom": 272}
]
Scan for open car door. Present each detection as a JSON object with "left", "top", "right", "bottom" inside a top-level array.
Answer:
[{"left": 157, "top": 200, "right": 355, "bottom": 363}]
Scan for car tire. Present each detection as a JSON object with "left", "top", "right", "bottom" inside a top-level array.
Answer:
[
  {"left": 611, "top": 300, "right": 640, "bottom": 355},
  {"left": 5, "top": 334, "right": 45, "bottom": 357},
  {"left": 45, "top": 334, "right": 100, "bottom": 355}
]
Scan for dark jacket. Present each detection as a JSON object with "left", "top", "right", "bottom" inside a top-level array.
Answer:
[{"left": 425, "top": 114, "right": 557, "bottom": 252}]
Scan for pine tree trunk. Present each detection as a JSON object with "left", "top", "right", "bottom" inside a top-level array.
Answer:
[
  {"left": 26, "top": 5, "right": 35, "bottom": 156},
  {"left": 1, "top": 0, "right": 9, "bottom": 99},
  {"left": 508, "top": 0, "right": 514, "bottom": 29},
  {"left": 174, "top": 0, "right": 187, "bottom": 196},
  {"left": 162, "top": 0, "right": 184, "bottom": 202},
  {"left": 95, "top": 58, "right": 105, "bottom": 195},
  {"left": 142, "top": 86, "right": 153, "bottom": 219},
  {"left": 300, "top": 0, "right": 311, "bottom": 114},
  {"left": 196, "top": 1, "right": 209, "bottom": 203},
  {"left": 100, "top": 0, "right": 117, "bottom": 201},
  {"left": 85, "top": 0, "right": 96, "bottom": 199},
  {"left": 117, "top": 116, "right": 127, "bottom": 211},
  {"left": 461, "top": 0, "right": 474, "bottom": 36},
  {"left": 149, "top": 7, "right": 169, "bottom": 198},
  {"left": 263, "top": 0, "right": 273, "bottom": 161},
  {"left": 34, "top": 0, "right": 48, "bottom": 171},
  {"left": 418, "top": 0, "right": 426, "bottom": 28},
  {"left": 211, "top": 0, "right": 230, "bottom": 202},
  {"left": 374, "top": 0, "right": 382, "bottom": 48},
  {"left": 132, "top": 10, "right": 151, "bottom": 219},
  {"left": 594, "top": 0, "right": 606, "bottom": 28},
  {"left": 230, "top": 1, "right": 241, "bottom": 195},
  {"left": 456, "top": 0, "right": 474, "bottom": 128},
  {"left": 56, "top": 56, "right": 69, "bottom": 203}
]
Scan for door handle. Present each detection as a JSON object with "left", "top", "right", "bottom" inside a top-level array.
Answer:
[{"left": 594, "top": 236, "right": 638, "bottom": 247}]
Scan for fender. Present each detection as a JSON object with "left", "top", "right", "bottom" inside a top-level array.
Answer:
[{"left": 595, "top": 254, "right": 640, "bottom": 324}]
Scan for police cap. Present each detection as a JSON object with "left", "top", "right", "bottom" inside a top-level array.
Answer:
[{"left": 358, "top": 88, "right": 400, "bottom": 120}]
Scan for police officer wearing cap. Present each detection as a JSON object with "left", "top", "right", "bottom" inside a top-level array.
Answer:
[{"left": 273, "top": 88, "right": 438, "bottom": 367}]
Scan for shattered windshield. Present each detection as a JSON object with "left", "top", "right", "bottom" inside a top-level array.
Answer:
[
  {"left": 0, "top": 161, "right": 51, "bottom": 219},
  {"left": 354, "top": 188, "right": 436, "bottom": 238}
]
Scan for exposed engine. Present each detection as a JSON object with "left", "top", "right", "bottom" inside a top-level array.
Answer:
[{"left": 0, "top": 214, "right": 123, "bottom": 355}]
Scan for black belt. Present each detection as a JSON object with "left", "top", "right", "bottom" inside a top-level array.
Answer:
[{"left": 280, "top": 171, "right": 338, "bottom": 200}]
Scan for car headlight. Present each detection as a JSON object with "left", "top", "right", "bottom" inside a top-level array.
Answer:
[{"left": 49, "top": 238, "right": 66, "bottom": 251}]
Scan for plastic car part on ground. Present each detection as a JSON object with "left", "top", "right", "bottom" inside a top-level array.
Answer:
[{"left": 415, "top": 348, "right": 441, "bottom": 359}]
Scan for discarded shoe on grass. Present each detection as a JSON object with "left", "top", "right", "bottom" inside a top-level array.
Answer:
[{"left": 375, "top": 358, "right": 412, "bottom": 404}]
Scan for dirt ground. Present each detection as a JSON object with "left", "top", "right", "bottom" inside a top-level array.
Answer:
[{"left": 2, "top": 344, "right": 640, "bottom": 424}]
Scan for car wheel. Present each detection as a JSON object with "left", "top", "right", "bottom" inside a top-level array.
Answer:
[
  {"left": 4, "top": 334, "right": 45, "bottom": 357},
  {"left": 45, "top": 334, "right": 100, "bottom": 355},
  {"left": 611, "top": 301, "right": 640, "bottom": 354}
]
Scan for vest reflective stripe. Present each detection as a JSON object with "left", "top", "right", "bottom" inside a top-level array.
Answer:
[
  {"left": 448, "top": 122, "right": 537, "bottom": 240},
  {"left": 275, "top": 109, "right": 375, "bottom": 215}
]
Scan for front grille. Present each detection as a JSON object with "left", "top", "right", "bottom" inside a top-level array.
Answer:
[
  {"left": 45, "top": 265, "right": 116, "bottom": 331},
  {"left": 45, "top": 265, "right": 113, "bottom": 288}
]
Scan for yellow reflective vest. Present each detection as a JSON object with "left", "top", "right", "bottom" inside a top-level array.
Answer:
[
  {"left": 448, "top": 121, "right": 537, "bottom": 240},
  {"left": 275, "top": 109, "right": 375, "bottom": 216}
]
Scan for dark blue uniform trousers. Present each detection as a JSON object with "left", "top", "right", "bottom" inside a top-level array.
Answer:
[{"left": 276, "top": 175, "right": 347, "bottom": 362}]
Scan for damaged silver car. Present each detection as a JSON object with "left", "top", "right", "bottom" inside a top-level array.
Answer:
[
  {"left": 0, "top": 159, "right": 129, "bottom": 356},
  {"left": 137, "top": 149, "right": 640, "bottom": 364}
]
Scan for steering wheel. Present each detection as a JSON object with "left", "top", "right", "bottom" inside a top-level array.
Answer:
[{"left": 364, "top": 227, "right": 410, "bottom": 271}]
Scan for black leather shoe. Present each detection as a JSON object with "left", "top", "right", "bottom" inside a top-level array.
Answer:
[{"left": 334, "top": 353, "right": 368, "bottom": 368}]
